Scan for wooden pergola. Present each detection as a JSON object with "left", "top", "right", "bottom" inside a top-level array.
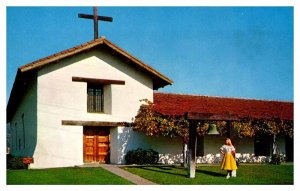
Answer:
[{"left": 185, "top": 112, "right": 240, "bottom": 178}]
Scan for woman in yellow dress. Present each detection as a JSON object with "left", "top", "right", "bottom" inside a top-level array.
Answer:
[{"left": 220, "top": 138, "right": 238, "bottom": 179}]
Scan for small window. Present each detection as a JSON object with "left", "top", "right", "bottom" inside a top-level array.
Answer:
[{"left": 87, "top": 84, "right": 104, "bottom": 113}]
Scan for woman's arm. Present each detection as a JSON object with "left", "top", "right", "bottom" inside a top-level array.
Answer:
[{"left": 231, "top": 147, "right": 236, "bottom": 157}]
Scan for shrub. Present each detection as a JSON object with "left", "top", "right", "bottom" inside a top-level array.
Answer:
[
  {"left": 125, "top": 148, "right": 159, "bottom": 165},
  {"left": 270, "top": 154, "right": 282, "bottom": 165},
  {"left": 7, "top": 154, "right": 27, "bottom": 170}
]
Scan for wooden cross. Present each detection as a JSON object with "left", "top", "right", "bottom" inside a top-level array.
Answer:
[{"left": 78, "top": 7, "right": 113, "bottom": 40}]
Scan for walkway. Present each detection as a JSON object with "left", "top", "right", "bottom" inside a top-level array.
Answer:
[{"left": 78, "top": 163, "right": 158, "bottom": 185}]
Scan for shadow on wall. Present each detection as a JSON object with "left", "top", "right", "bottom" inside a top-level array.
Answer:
[
  {"left": 8, "top": 79, "right": 38, "bottom": 160},
  {"left": 118, "top": 127, "right": 131, "bottom": 163},
  {"left": 117, "top": 127, "right": 150, "bottom": 163},
  {"left": 117, "top": 127, "right": 183, "bottom": 164},
  {"left": 115, "top": 127, "right": 286, "bottom": 165}
]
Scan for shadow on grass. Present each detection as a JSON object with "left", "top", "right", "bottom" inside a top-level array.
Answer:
[
  {"left": 196, "top": 169, "right": 224, "bottom": 177},
  {"left": 126, "top": 165, "right": 224, "bottom": 178},
  {"left": 126, "top": 165, "right": 187, "bottom": 177}
]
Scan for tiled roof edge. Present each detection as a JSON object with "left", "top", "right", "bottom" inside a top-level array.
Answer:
[{"left": 154, "top": 91, "right": 293, "bottom": 103}]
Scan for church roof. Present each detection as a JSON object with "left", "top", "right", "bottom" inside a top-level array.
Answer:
[
  {"left": 153, "top": 92, "right": 293, "bottom": 120},
  {"left": 19, "top": 36, "right": 173, "bottom": 89}
]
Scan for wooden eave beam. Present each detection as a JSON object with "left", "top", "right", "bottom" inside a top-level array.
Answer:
[
  {"left": 185, "top": 112, "right": 240, "bottom": 121},
  {"left": 72, "top": 76, "right": 125, "bottom": 85},
  {"left": 62, "top": 120, "right": 130, "bottom": 127},
  {"left": 102, "top": 39, "right": 173, "bottom": 85},
  {"left": 19, "top": 39, "right": 105, "bottom": 72}
]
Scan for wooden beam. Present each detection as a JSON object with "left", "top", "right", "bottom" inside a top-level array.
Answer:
[
  {"left": 72, "top": 76, "right": 125, "bottom": 85},
  {"left": 19, "top": 39, "right": 105, "bottom": 73},
  {"left": 62, "top": 120, "right": 130, "bottom": 127},
  {"left": 185, "top": 112, "right": 240, "bottom": 121},
  {"left": 93, "top": 7, "right": 98, "bottom": 39},
  {"left": 78, "top": 13, "right": 113, "bottom": 22},
  {"left": 102, "top": 39, "right": 174, "bottom": 86}
]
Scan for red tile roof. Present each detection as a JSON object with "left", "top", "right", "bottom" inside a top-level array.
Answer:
[{"left": 153, "top": 92, "right": 293, "bottom": 120}]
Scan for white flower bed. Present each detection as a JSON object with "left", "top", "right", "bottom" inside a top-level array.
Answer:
[
  {"left": 158, "top": 153, "right": 286, "bottom": 164},
  {"left": 158, "top": 154, "right": 183, "bottom": 164}
]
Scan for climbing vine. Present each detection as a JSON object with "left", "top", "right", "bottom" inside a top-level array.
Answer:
[
  {"left": 132, "top": 99, "right": 293, "bottom": 139},
  {"left": 132, "top": 99, "right": 189, "bottom": 141},
  {"left": 232, "top": 119, "right": 293, "bottom": 138}
]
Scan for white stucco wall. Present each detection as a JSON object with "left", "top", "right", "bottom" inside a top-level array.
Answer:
[
  {"left": 204, "top": 135, "right": 227, "bottom": 155},
  {"left": 32, "top": 48, "right": 153, "bottom": 168},
  {"left": 203, "top": 135, "right": 255, "bottom": 156},
  {"left": 110, "top": 126, "right": 182, "bottom": 164},
  {"left": 232, "top": 137, "right": 255, "bottom": 154},
  {"left": 9, "top": 79, "right": 37, "bottom": 158},
  {"left": 196, "top": 135, "right": 287, "bottom": 164}
]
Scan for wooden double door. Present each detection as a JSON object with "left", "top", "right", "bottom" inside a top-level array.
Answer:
[{"left": 83, "top": 127, "right": 110, "bottom": 163}]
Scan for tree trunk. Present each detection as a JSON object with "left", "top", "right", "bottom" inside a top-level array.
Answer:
[
  {"left": 272, "top": 134, "right": 281, "bottom": 164},
  {"left": 188, "top": 121, "right": 197, "bottom": 178},
  {"left": 182, "top": 141, "right": 188, "bottom": 168},
  {"left": 273, "top": 134, "right": 281, "bottom": 155}
]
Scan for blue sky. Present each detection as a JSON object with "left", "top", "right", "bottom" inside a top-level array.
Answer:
[{"left": 6, "top": 7, "right": 293, "bottom": 102}]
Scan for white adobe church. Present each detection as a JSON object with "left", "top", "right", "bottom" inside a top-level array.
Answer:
[
  {"left": 7, "top": 37, "right": 178, "bottom": 168},
  {"left": 7, "top": 36, "right": 293, "bottom": 169}
]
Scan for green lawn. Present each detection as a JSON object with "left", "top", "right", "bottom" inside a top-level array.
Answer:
[
  {"left": 122, "top": 164, "right": 293, "bottom": 185},
  {"left": 7, "top": 167, "right": 134, "bottom": 185},
  {"left": 7, "top": 164, "right": 294, "bottom": 185}
]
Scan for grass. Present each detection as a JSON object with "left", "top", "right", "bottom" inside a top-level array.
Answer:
[
  {"left": 122, "top": 163, "right": 293, "bottom": 185},
  {"left": 7, "top": 164, "right": 294, "bottom": 185},
  {"left": 7, "top": 167, "right": 134, "bottom": 185}
]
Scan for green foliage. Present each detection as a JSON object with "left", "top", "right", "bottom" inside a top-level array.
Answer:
[
  {"left": 132, "top": 99, "right": 189, "bottom": 141},
  {"left": 133, "top": 99, "right": 293, "bottom": 139},
  {"left": 7, "top": 154, "right": 27, "bottom": 170},
  {"left": 125, "top": 148, "right": 159, "bottom": 165},
  {"left": 132, "top": 99, "right": 158, "bottom": 136},
  {"left": 270, "top": 154, "right": 282, "bottom": 165},
  {"left": 233, "top": 119, "right": 293, "bottom": 138}
]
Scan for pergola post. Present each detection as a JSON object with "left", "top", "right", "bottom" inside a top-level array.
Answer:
[
  {"left": 185, "top": 112, "right": 240, "bottom": 178},
  {"left": 188, "top": 120, "right": 197, "bottom": 178}
]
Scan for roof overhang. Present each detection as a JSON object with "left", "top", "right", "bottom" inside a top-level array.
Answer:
[
  {"left": 19, "top": 37, "right": 173, "bottom": 90},
  {"left": 185, "top": 112, "right": 240, "bottom": 121}
]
